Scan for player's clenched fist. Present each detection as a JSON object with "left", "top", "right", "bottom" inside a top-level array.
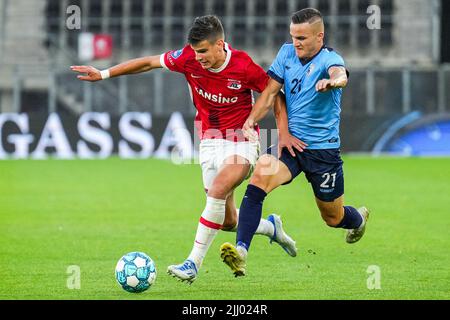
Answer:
[
  {"left": 315, "top": 79, "right": 337, "bottom": 92},
  {"left": 70, "top": 65, "right": 102, "bottom": 82}
]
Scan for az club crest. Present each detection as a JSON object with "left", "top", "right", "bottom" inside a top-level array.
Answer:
[{"left": 227, "top": 80, "right": 242, "bottom": 90}]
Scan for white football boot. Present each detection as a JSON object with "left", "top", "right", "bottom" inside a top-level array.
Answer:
[
  {"left": 267, "top": 214, "right": 297, "bottom": 257},
  {"left": 346, "top": 207, "right": 370, "bottom": 244},
  {"left": 167, "top": 259, "right": 198, "bottom": 284}
]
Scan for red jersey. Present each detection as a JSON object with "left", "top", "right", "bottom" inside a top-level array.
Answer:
[{"left": 160, "top": 43, "right": 269, "bottom": 141}]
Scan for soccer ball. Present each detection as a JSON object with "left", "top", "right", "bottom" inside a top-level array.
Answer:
[{"left": 115, "top": 251, "right": 157, "bottom": 293}]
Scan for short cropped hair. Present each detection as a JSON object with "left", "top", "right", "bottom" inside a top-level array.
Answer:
[
  {"left": 188, "top": 15, "right": 225, "bottom": 45},
  {"left": 291, "top": 8, "right": 323, "bottom": 24}
]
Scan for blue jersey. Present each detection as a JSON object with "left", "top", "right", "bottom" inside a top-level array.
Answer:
[{"left": 268, "top": 44, "right": 346, "bottom": 149}]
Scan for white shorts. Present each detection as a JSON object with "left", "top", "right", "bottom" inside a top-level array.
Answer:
[{"left": 199, "top": 139, "right": 260, "bottom": 191}]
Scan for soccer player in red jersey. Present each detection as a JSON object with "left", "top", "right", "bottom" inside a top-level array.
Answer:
[{"left": 71, "top": 15, "right": 305, "bottom": 284}]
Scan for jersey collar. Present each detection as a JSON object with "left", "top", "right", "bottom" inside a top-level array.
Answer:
[
  {"left": 208, "top": 42, "right": 232, "bottom": 73},
  {"left": 299, "top": 45, "right": 325, "bottom": 66}
]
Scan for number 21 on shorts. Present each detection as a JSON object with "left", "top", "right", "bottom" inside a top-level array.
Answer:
[{"left": 320, "top": 172, "right": 337, "bottom": 188}]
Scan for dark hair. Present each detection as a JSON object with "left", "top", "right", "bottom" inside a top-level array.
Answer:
[
  {"left": 188, "top": 15, "right": 225, "bottom": 45},
  {"left": 291, "top": 8, "right": 323, "bottom": 24}
]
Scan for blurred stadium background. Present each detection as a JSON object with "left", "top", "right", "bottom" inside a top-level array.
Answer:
[{"left": 0, "top": 0, "right": 449, "bottom": 157}]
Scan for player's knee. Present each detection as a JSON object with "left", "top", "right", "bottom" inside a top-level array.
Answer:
[
  {"left": 250, "top": 155, "right": 282, "bottom": 191},
  {"left": 249, "top": 171, "right": 265, "bottom": 188},
  {"left": 250, "top": 165, "right": 271, "bottom": 190}
]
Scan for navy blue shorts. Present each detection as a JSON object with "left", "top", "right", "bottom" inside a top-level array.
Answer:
[{"left": 267, "top": 146, "right": 344, "bottom": 202}]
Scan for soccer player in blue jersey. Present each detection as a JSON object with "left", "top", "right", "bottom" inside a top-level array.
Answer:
[{"left": 220, "top": 8, "right": 370, "bottom": 277}]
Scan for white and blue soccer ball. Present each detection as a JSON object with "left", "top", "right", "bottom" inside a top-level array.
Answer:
[{"left": 115, "top": 251, "right": 157, "bottom": 293}]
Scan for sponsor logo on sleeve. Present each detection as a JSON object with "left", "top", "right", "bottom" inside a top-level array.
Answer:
[{"left": 170, "top": 48, "right": 184, "bottom": 59}]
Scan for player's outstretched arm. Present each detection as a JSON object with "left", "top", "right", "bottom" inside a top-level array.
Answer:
[
  {"left": 70, "top": 55, "right": 163, "bottom": 82},
  {"left": 273, "top": 91, "right": 289, "bottom": 137},
  {"left": 244, "top": 78, "right": 282, "bottom": 130},
  {"left": 274, "top": 91, "right": 307, "bottom": 156},
  {"left": 316, "top": 66, "right": 348, "bottom": 92}
]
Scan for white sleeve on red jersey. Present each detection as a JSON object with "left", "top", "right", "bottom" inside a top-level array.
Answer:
[
  {"left": 159, "top": 45, "right": 190, "bottom": 73},
  {"left": 244, "top": 59, "right": 270, "bottom": 93}
]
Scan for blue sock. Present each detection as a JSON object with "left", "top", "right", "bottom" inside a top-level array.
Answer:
[
  {"left": 335, "top": 206, "right": 363, "bottom": 229},
  {"left": 236, "top": 184, "right": 267, "bottom": 251}
]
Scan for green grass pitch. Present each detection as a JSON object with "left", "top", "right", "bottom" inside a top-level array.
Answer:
[{"left": 0, "top": 157, "right": 449, "bottom": 300}]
